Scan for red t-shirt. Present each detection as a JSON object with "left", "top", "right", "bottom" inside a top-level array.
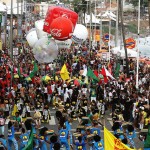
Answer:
[{"left": 47, "top": 85, "right": 52, "bottom": 94}]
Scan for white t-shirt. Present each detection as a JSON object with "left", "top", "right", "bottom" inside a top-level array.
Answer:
[
  {"left": 51, "top": 84, "right": 55, "bottom": 92},
  {"left": 57, "top": 86, "right": 61, "bottom": 95},
  {"left": 44, "top": 87, "right": 47, "bottom": 94},
  {"left": 82, "top": 88, "right": 87, "bottom": 95},
  {"left": 18, "top": 83, "right": 22, "bottom": 89}
]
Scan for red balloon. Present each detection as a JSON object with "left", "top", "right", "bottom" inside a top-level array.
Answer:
[
  {"left": 43, "top": 6, "right": 78, "bottom": 34},
  {"left": 50, "top": 17, "right": 73, "bottom": 41}
]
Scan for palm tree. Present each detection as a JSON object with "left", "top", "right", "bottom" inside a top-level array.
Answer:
[
  {"left": 119, "top": 0, "right": 129, "bottom": 77},
  {"left": 71, "top": 0, "right": 88, "bottom": 24}
]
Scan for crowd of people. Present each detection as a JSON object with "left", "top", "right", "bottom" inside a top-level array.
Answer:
[{"left": 0, "top": 41, "right": 150, "bottom": 150}]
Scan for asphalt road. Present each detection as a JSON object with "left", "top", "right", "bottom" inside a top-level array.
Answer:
[{"left": 3, "top": 107, "right": 143, "bottom": 150}]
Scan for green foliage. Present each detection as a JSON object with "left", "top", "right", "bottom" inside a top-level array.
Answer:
[
  {"left": 71, "top": 0, "right": 87, "bottom": 13},
  {"left": 102, "top": 26, "right": 116, "bottom": 35},
  {"left": 130, "top": 0, "right": 148, "bottom": 7},
  {"left": 126, "top": 23, "right": 138, "bottom": 33}
]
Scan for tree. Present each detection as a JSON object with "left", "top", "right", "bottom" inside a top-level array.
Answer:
[{"left": 71, "top": 0, "right": 88, "bottom": 24}]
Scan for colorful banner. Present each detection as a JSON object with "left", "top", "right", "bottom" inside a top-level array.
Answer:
[
  {"left": 125, "top": 38, "right": 136, "bottom": 49},
  {"left": 104, "top": 127, "right": 134, "bottom": 150}
]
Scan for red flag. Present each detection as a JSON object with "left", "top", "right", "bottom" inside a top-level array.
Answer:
[
  {"left": 100, "top": 68, "right": 108, "bottom": 83},
  {"left": 94, "top": 70, "right": 99, "bottom": 77},
  {"left": 74, "top": 79, "right": 80, "bottom": 86}
]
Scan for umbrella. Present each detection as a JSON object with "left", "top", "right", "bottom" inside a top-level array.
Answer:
[
  {"left": 14, "top": 74, "right": 19, "bottom": 79},
  {"left": 25, "top": 77, "right": 32, "bottom": 82},
  {"left": 42, "top": 75, "right": 51, "bottom": 81}
]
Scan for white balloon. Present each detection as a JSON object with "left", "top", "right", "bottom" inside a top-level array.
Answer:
[
  {"left": 55, "top": 39, "right": 72, "bottom": 49},
  {"left": 33, "top": 37, "right": 59, "bottom": 63},
  {"left": 35, "top": 19, "right": 48, "bottom": 39},
  {"left": 26, "top": 28, "right": 38, "bottom": 48},
  {"left": 72, "top": 24, "right": 88, "bottom": 44}
]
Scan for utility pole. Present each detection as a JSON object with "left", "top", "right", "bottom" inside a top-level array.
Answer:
[
  {"left": 119, "top": 0, "right": 129, "bottom": 77},
  {"left": 17, "top": 0, "right": 19, "bottom": 39},
  {"left": 136, "top": 0, "right": 141, "bottom": 89},
  {"left": 108, "top": 0, "right": 111, "bottom": 63},
  {"left": 100, "top": 0, "right": 103, "bottom": 50},
  {"left": 89, "top": 0, "right": 92, "bottom": 54},
  {"left": 115, "top": 0, "right": 119, "bottom": 47}
]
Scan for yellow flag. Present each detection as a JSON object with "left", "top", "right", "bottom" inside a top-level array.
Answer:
[
  {"left": 60, "top": 64, "right": 70, "bottom": 81},
  {"left": 84, "top": 76, "right": 88, "bottom": 84},
  {"left": 104, "top": 127, "right": 134, "bottom": 150},
  {"left": 12, "top": 104, "right": 18, "bottom": 116},
  {"left": 0, "top": 40, "right": 2, "bottom": 50}
]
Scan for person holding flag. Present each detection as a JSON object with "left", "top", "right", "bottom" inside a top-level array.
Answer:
[
  {"left": 19, "top": 128, "right": 29, "bottom": 150},
  {"left": 7, "top": 121, "right": 18, "bottom": 150}
]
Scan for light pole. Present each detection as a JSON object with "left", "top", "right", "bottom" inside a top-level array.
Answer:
[
  {"left": 10, "top": 0, "right": 13, "bottom": 87},
  {"left": 10, "top": 0, "right": 13, "bottom": 60},
  {"left": 99, "top": 1, "right": 103, "bottom": 50},
  {"left": 136, "top": 0, "right": 141, "bottom": 89}
]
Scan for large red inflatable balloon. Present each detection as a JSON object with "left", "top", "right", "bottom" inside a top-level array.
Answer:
[
  {"left": 43, "top": 6, "right": 78, "bottom": 34},
  {"left": 50, "top": 17, "right": 73, "bottom": 41}
]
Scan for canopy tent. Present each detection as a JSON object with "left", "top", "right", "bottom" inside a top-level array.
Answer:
[
  {"left": 111, "top": 46, "right": 137, "bottom": 58},
  {"left": 101, "top": 11, "right": 116, "bottom": 21},
  {"left": 85, "top": 13, "right": 100, "bottom": 24},
  {"left": 0, "top": 2, "right": 7, "bottom": 12},
  {"left": 7, "top": 5, "right": 26, "bottom": 15}
]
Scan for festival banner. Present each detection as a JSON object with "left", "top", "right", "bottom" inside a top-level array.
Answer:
[{"left": 104, "top": 127, "right": 134, "bottom": 150}]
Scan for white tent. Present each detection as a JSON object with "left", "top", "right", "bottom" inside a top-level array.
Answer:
[
  {"left": 135, "top": 37, "right": 150, "bottom": 57},
  {"left": 101, "top": 11, "right": 116, "bottom": 21},
  {"left": 138, "top": 44, "right": 150, "bottom": 57},
  {"left": 85, "top": 13, "right": 100, "bottom": 24},
  {"left": 0, "top": 2, "right": 7, "bottom": 12},
  {"left": 112, "top": 46, "right": 137, "bottom": 58}
]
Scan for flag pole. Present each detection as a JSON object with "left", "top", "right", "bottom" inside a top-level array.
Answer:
[
  {"left": 136, "top": 0, "right": 140, "bottom": 89},
  {"left": 99, "top": 0, "right": 103, "bottom": 50},
  {"left": 115, "top": 0, "right": 119, "bottom": 47}
]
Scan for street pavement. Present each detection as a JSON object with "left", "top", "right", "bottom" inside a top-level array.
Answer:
[{"left": 4, "top": 108, "right": 143, "bottom": 149}]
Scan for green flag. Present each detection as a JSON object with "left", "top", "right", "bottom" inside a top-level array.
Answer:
[
  {"left": 144, "top": 124, "right": 150, "bottom": 148},
  {"left": 18, "top": 65, "right": 21, "bottom": 77},
  {"left": 114, "top": 63, "right": 120, "bottom": 78},
  {"left": 87, "top": 68, "right": 99, "bottom": 82},
  {"left": 29, "top": 61, "right": 38, "bottom": 78},
  {"left": 23, "top": 128, "right": 34, "bottom": 150}
]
